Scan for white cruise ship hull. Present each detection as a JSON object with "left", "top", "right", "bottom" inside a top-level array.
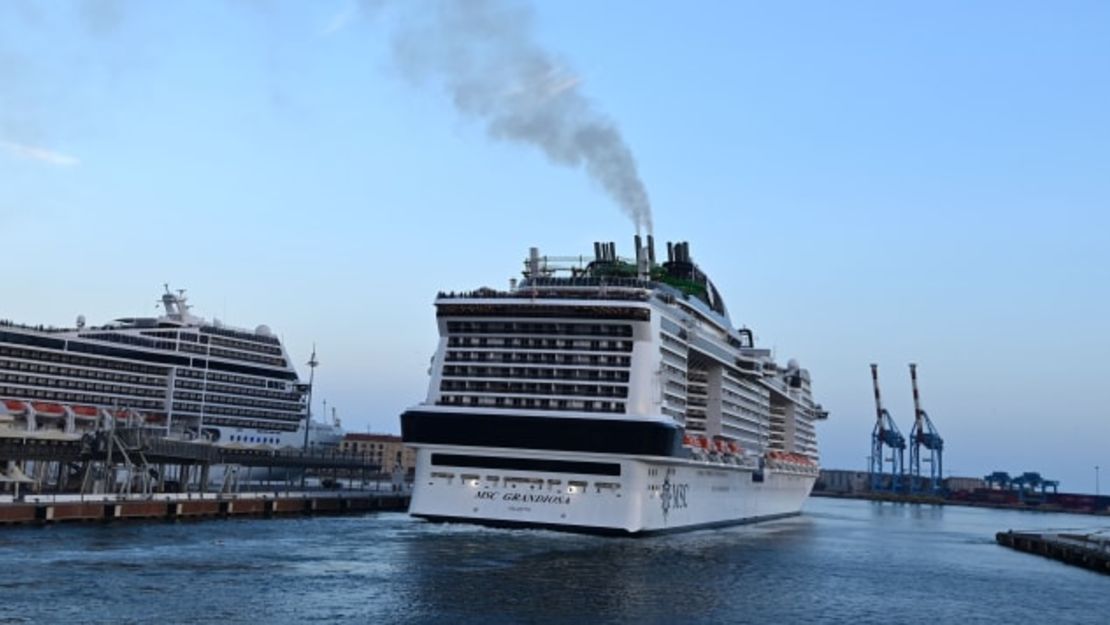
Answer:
[
  {"left": 408, "top": 445, "right": 815, "bottom": 535},
  {"left": 402, "top": 237, "right": 829, "bottom": 536}
]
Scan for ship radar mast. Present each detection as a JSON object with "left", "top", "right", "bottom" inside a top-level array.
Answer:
[{"left": 160, "top": 284, "right": 198, "bottom": 324}]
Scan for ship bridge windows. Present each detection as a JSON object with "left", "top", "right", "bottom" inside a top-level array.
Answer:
[
  {"left": 0, "top": 384, "right": 163, "bottom": 410},
  {"left": 208, "top": 336, "right": 284, "bottom": 356},
  {"left": 436, "top": 394, "right": 624, "bottom": 413},
  {"left": 187, "top": 359, "right": 298, "bottom": 381},
  {"left": 81, "top": 332, "right": 176, "bottom": 351},
  {"left": 67, "top": 341, "right": 189, "bottom": 367},
  {"left": 447, "top": 336, "right": 633, "bottom": 353},
  {"left": 200, "top": 416, "right": 296, "bottom": 432},
  {"left": 439, "top": 379, "right": 628, "bottom": 399},
  {"left": 441, "top": 365, "right": 630, "bottom": 383},
  {"left": 0, "top": 358, "right": 166, "bottom": 388},
  {"left": 0, "top": 346, "right": 170, "bottom": 376},
  {"left": 444, "top": 351, "right": 631, "bottom": 368},
  {"left": 200, "top": 325, "right": 281, "bottom": 347},
  {"left": 0, "top": 331, "right": 66, "bottom": 351},
  {"left": 446, "top": 321, "right": 634, "bottom": 338},
  {"left": 208, "top": 347, "right": 287, "bottom": 367},
  {"left": 185, "top": 402, "right": 302, "bottom": 423},
  {"left": 437, "top": 304, "right": 650, "bottom": 322}
]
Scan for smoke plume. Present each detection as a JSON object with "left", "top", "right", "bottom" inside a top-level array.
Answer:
[{"left": 382, "top": 0, "right": 653, "bottom": 234}]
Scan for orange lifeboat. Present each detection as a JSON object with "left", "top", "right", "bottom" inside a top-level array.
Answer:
[
  {"left": 3, "top": 399, "right": 28, "bottom": 415},
  {"left": 71, "top": 405, "right": 99, "bottom": 419},
  {"left": 31, "top": 402, "right": 66, "bottom": 417},
  {"left": 113, "top": 409, "right": 146, "bottom": 422}
]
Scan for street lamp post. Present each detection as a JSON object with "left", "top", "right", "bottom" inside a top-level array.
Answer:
[
  {"left": 300, "top": 346, "right": 319, "bottom": 489},
  {"left": 302, "top": 346, "right": 318, "bottom": 453}
]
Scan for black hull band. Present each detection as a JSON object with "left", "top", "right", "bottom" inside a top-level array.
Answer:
[
  {"left": 401, "top": 410, "right": 683, "bottom": 457},
  {"left": 431, "top": 453, "right": 622, "bottom": 476}
]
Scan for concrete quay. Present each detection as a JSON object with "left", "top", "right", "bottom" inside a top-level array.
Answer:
[
  {"left": 0, "top": 490, "right": 409, "bottom": 526},
  {"left": 996, "top": 530, "right": 1110, "bottom": 575}
]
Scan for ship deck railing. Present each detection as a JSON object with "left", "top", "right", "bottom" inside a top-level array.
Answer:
[{"left": 437, "top": 288, "right": 651, "bottom": 302}]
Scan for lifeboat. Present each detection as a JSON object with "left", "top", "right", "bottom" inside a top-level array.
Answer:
[
  {"left": 3, "top": 399, "right": 28, "bottom": 416},
  {"left": 113, "top": 409, "right": 147, "bottom": 422},
  {"left": 31, "top": 402, "right": 66, "bottom": 418},
  {"left": 71, "top": 405, "right": 100, "bottom": 420}
]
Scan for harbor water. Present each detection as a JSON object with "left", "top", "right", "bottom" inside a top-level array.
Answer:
[{"left": 0, "top": 497, "right": 1104, "bottom": 624}]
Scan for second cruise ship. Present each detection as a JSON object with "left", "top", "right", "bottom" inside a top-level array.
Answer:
[
  {"left": 402, "top": 236, "right": 828, "bottom": 535},
  {"left": 0, "top": 287, "right": 328, "bottom": 448}
]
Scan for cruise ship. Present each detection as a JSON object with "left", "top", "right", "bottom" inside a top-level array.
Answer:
[
  {"left": 0, "top": 287, "right": 323, "bottom": 448},
  {"left": 402, "top": 237, "right": 828, "bottom": 535}
]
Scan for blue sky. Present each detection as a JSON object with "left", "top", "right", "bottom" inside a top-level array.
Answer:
[{"left": 2, "top": 1, "right": 1107, "bottom": 491}]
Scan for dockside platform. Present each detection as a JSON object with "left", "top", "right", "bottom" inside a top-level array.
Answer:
[
  {"left": 0, "top": 490, "right": 410, "bottom": 525},
  {"left": 996, "top": 529, "right": 1110, "bottom": 575}
]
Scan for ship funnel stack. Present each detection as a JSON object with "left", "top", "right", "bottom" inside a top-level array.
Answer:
[
  {"left": 671, "top": 241, "right": 690, "bottom": 264},
  {"left": 633, "top": 235, "right": 649, "bottom": 280},
  {"left": 869, "top": 364, "right": 906, "bottom": 492},
  {"left": 528, "top": 247, "right": 542, "bottom": 278},
  {"left": 646, "top": 235, "right": 656, "bottom": 264},
  {"left": 907, "top": 363, "right": 945, "bottom": 494},
  {"left": 666, "top": 241, "right": 674, "bottom": 263},
  {"left": 590, "top": 241, "right": 618, "bottom": 263}
]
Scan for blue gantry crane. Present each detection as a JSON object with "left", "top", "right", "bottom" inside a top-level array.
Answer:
[
  {"left": 1011, "top": 472, "right": 1060, "bottom": 502},
  {"left": 869, "top": 364, "right": 906, "bottom": 491},
  {"left": 985, "top": 471, "right": 1060, "bottom": 502},
  {"left": 908, "top": 363, "right": 944, "bottom": 494},
  {"left": 984, "top": 471, "right": 1012, "bottom": 490}
]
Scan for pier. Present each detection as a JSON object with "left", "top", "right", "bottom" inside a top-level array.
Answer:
[
  {"left": 996, "top": 530, "right": 1110, "bottom": 575},
  {"left": 1, "top": 425, "right": 411, "bottom": 525},
  {"left": 0, "top": 490, "right": 409, "bottom": 525}
]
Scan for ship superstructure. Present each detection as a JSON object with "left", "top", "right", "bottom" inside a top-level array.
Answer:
[
  {"left": 402, "top": 237, "right": 828, "bottom": 535},
  {"left": 0, "top": 287, "right": 312, "bottom": 447}
]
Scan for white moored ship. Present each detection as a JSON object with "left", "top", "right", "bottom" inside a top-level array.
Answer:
[
  {"left": 402, "top": 237, "right": 828, "bottom": 535},
  {"left": 0, "top": 287, "right": 335, "bottom": 450}
]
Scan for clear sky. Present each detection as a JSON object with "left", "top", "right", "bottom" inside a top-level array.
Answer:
[{"left": 2, "top": 1, "right": 1107, "bottom": 491}]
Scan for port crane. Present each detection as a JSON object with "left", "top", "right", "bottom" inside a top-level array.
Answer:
[
  {"left": 908, "top": 363, "right": 944, "bottom": 494},
  {"left": 1011, "top": 472, "right": 1060, "bottom": 502},
  {"left": 869, "top": 364, "right": 905, "bottom": 491}
]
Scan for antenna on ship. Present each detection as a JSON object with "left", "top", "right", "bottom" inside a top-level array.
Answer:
[
  {"left": 908, "top": 363, "right": 944, "bottom": 495},
  {"left": 160, "top": 284, "right": 178, "bottom": 317}
]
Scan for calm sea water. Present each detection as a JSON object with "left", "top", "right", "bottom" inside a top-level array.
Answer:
[{"left": 0, "top": 498, "right": 1104, "bottom": 625}]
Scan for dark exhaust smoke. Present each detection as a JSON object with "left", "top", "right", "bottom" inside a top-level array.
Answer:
[{"left": 382, "top": 0, "right": 653, "bottom": 234}]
